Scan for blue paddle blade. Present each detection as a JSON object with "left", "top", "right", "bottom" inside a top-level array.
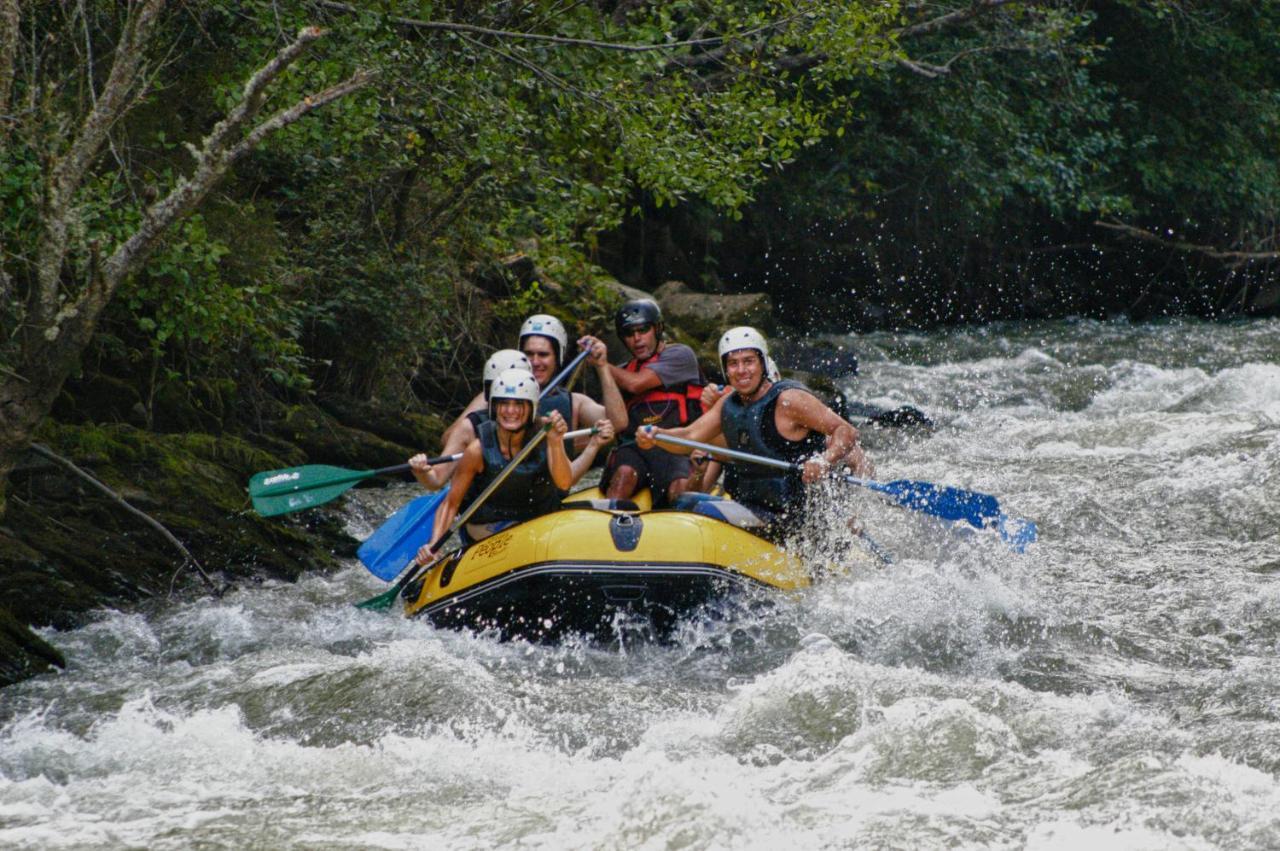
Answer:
[
  {"left": 870, "top": 479, "right": 1000, "bottom": 528},
  {"left": 357, "top": 486, "right": 450, "bottom": 581},
  {"left": 865, "top": 477, "right": 1037, "bottom": 552}
]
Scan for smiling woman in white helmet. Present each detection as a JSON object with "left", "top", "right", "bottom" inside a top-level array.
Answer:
[
  {"left": 636, "top": 326, "right": 873, "bottom": 535},
  {"left": 421, "top": 368, "right": 574, "bottom": 552},
  {"left": 409, "top": 348, "right": 531, "bottom": 491}
]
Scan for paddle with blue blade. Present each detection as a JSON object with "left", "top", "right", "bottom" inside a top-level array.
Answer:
[
  {"left": 249, "top": 454, "right": 461, "bottom": 517},
  {"left": 652, "top": 432, "right": 1037, "bottom": 552},
  {"left": 356, "top": 485, "right": 451, "bottom": 580}
]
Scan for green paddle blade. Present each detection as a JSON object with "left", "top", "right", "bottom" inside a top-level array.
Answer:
[
  {"left": 356, "top": 585, "right": 401, "bottom": 611},
  {"left": 248, "top": 464, "right": 375, "bottom": 516},
  {"left": 251, "top": 480, "right": 360, "bottom": 517}
]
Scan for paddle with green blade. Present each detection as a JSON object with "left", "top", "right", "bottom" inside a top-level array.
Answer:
[
  {"left": 248, "top": 453, "right": 462, "bottom": 517},
  {"left": 356, "top": 418, "right": 570, "bottom": 611},
  {"left": 652, "top": 432, "right": 1037, "bottom": 552}
]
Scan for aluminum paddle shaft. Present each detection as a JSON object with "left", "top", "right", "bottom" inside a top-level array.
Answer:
[{"left": 651, "top": 431, "right": 1036, "bottom": 552}]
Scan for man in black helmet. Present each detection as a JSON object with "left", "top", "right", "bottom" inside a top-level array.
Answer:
[{"left": 602, "top": 298, "right": 705, "bottom": 506}]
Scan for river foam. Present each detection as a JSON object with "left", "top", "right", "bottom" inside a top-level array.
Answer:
[{"left": 3, "top": 317, "right": 1279, "bottom": 848}]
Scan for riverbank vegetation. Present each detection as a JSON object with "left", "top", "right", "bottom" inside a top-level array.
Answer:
[{"left": 2, "top": 1, "right": 1278, "bottom": 682}]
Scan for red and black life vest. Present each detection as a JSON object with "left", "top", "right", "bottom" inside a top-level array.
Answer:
[{"left": 622, "top": 350, "right": 704, "bottom": 435}]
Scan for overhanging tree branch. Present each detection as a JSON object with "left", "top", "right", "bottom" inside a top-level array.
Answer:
[
  {"left": 899, "top": 0, "right": 1028, "bottom": 38},
  {"left": 29, "top": 442, "right": 225, "bottom": 596},
  {"left": 1, "top": 16, "right": 372, "bottom": 516},
  {"left": 316, "top": 0, "right": 794, "bottom": 53},
  {"left": 94, "top": 32, "right": 374, "bottom": 319},
  {"left": 1096, "top": 219, "right": 1280, "bottom": 268},
  {"left": 36, "top": 0, "right": 164, "bottom": 329}
]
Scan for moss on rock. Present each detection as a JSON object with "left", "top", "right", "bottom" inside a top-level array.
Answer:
[
  {"left": 270, "top": 403, "right": 419, "bottom": 469},
  {"left": 0, "top": 420, "right": 361, "bottom": 686}
]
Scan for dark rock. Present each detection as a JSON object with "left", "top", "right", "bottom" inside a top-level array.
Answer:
[
  {"left": 770, "top": 338, "right": 860, "bottom": 379},
  {"left": 653, "top": 281, "right": 774, "bottom": 341},
  {"left": 52, "top": 373, "right": 144, "bottom": 425},
  {"left": 0, "top": 604, "right": 65, "bottom": 688},
  {"left": 0, "top": 422, "right": 358, "bottom": 686},
  {"left": 269, "top": 402, "right": 418, "bottom": 468},
  {"left": 151, "top": 378, "right": 237, "bottom": 434},
  {"left": 471, "top": 253, "right": 537, "bottom": 298},
  {"left": 318, "top": 396, "right": 445, "bottom": 454}
]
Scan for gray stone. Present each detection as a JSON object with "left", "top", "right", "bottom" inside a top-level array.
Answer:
[{"left": 653, "top": 281, "right": 773, "bottom": 340}]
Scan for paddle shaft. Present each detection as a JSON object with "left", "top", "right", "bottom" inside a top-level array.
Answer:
[
  {"left": 652, "top": 431, "right": 1035, "bottom": 550},
  {"left": 656, "top": 432, "right": 930, "bottom": 492},
  {"left": 392, "top": 425, "right": 594, "bottom": 587},
  {"left": 653, "top": 432, "right": 797, "bottom": 472},
  {"left": 439, "top": 425, "right": 592, "bottom": 546},
  {"left": 660, "top": 434, "right": 906, "bottom": 515},
  {"left": 354, "top": 354, "right": 600, "bottom": 613},
  {"left": 542, "top": 346, "right": 591, "bottom": 400},
  {"left": 654, "top": 430, "right": 961, "bottom": 498},
  {"left": 405, "top": 342, "right": 591, "bottom": 539}
]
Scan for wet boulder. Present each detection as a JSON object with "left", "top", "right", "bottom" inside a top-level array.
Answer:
[{"left": 653, "top": 280, "right": 773, "bottom": 341}]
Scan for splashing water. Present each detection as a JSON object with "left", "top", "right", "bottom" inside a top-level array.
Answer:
[{"left": 3, "top": 318, "right": 1279, "bottom": 849}]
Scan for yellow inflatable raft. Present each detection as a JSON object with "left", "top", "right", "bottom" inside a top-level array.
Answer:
[{"left": 400, "top": 488, "right": 835, "bottom": 641}]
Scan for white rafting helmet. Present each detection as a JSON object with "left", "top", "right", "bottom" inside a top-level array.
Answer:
[
  {"left": 482, "top": 349, "right": 532, "bottom": 398},
  {"left": 718, "top": 326, "right": 770, "bottom": 369},
  {"left": 488, "top": 367, "right": 540, "bottom": 423},
  {"left": 519, "top": 314, "right": 569, "bottom": 364}
]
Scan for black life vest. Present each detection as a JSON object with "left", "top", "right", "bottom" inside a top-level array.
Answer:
[
  {"left": 622, "top": 347, "right": 704, "bottom": 436},
  {"left": 462, "top": 420, "right": 564, "bottom": 524},
  {"left": 465, "top": 409, "right": 489, "bottom": 432},
  {"left": 720, "top": 379, "right": 826, "bottom": 514}
]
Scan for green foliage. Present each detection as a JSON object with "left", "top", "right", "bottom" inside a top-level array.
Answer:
[
  {"left": 11, "top": 0, "right": 1275, "bottom": 429},
  {"left": 135, "top": 0, "right": 907, "bottom": 399},
  {"left": 1095, "top": 2, "right": 1280, "bottom": 241},
  {"left": 616, "top": 1, "right": 1280, "bottom": 325}
]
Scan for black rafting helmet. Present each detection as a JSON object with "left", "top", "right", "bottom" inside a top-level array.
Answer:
[{"left": 614, "top": 298, "right": 664, "bottom": 340}]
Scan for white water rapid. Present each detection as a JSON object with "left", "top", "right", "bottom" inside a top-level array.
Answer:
[{"left": 3, "top": 317, "right": 1278, "bottom": 849}]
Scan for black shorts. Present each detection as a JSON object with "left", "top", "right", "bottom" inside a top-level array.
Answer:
[{"left": 604, "top": 442, "right": 692, "bottom": 505}]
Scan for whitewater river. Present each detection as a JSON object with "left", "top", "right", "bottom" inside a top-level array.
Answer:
[{"left": 2, "top": 317, "right": 1278, "bottom": 849}]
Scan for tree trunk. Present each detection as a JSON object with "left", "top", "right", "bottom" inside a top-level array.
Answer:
[
  {"left": 0, "top": 10, "right": 371, "bottom": 517},
  {"left": 0, "top": 321, "right": 97, "bottom": 515},
  {"left": 0, "top": 379, "right": 62, "bottom": 513}
]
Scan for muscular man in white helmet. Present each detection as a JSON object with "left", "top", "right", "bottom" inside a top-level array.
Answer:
[{"left": 637, "top": 326, "right": 872, "bottom": 532}]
